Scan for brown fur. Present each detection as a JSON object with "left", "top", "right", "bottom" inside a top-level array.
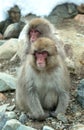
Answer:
[
  {"left": 16, "top": 37, "right": 70, "bottom": 121},
  {"left": 18, "top": 18, "right": 65, "bottom": 62}
]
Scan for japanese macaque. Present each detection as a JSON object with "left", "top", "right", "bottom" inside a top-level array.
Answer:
[
  {"left": 16, "top": 37, "right": 70, "bottom": 121},
  {"left": 18, "top": 17, "right": 65, "bottom": 61}
]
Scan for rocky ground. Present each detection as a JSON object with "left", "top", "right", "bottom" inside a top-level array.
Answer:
[{"left": 0, "top": 18, "right": 84, "bottom": 130}]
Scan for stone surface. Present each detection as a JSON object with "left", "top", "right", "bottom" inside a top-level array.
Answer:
[
  {"left": 0, "top": 93, "right": 7, "bottom": 101},
  {"left": 0, "top": 38, "right": 18, "bottom": 60},
  {"left": 43, "top": 126, "right": 54, "bottom": 130},
  {"left": 70, "top": 123, "right": 84, "bottom": 130},
  {"left": 0, "top": 72, "right": 16, "bottom": 91},
  {"left": 77, "top": 79, "right": 84, "bottom": 108},
  {"left": 2, "top": 119, "right": 37, "bottom": 130},
  {"left": 74, "top": 14, "right": 84, "bottom": 24}
]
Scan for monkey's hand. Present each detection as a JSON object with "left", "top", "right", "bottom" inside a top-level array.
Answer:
[
  {"left": 50, "top": 111, "right": 65, "bottom": 118},
  {"left": 50, "top": 111, "right": 58, "bottom": 118},
  {"left": 28, "top": 112, "right": 49, "bottom": 121}
]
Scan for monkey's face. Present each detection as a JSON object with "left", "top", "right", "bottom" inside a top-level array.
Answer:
[
  {"left": 29, "top": 29, "right": 41, "bottom": 43},
  {"left": 30, "top": 37, "right": 57, "bottom": 71},
  {"left": 33, "top": 50, "right": 49, "bottom": 70},
  {"left": 28, "top": 18, "right": 51, "bottom": 43}
]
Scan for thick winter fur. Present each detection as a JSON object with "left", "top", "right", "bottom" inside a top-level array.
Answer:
[
  {"left": 16, "top": 37, "right": 70, "bottom": 121},
  {"left": 18, "top": 18, "right": 65, "bottom": 62}
]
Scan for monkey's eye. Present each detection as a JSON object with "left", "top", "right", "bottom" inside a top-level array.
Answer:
[
  {"left": 33, "top": 51, "right": 50, "bottom": 58},
  {"left": 33, "top": 50, "right": 38, "bottom": 56},
  {"left": 35, "top": 29, "right": 41, "bottom": 34},
  {"left": 41, "top": 51, "right": 49, "bottom": 56},
  {"left": 42, "top": 51, "right": 50, "bottom": 56},
  {"left": 34, "top": 29, "right": 39, "bottom": 33}
]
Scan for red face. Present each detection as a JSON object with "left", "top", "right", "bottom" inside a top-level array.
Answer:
[
  {"left": 34, "top": 51, "right": 48, "bottom": 69},
  {"left": 29, "top": 29, "right": 40, "bottom": 43}
]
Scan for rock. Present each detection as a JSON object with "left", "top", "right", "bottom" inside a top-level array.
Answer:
[
  {"left": 0, "top": 38, "right": 18, "bottom": 60},
  {"left": 64, "top": 42, "right": 84, "bottom": 76},
  {"left": 74, "top": 14, "right": 84, "bottom": 24},
  {"left": 0, "top": 112, "right": 9, "bottom": 130},
  {"left": 4, "top": 22, "right": 25, "bottom": 39},
  {"left": 4, "top": 23, "right": 20, "bottom": 39},
  {"left": 70, "top": 105, "right": 78, "bottom": 113},
  {"left": 7, "top": 105, "right": 15, "bottom": 111},
  {"left": 77, "top": 4, "right": 84, "bottom": 13},
  {"left": 19, "top": 113, "right": 28, "bottom": 124},
  {"left": 0, "top": 93, "right": 7, "bottom": 101},
  {"left": 43, "top": 126, "right": 54, "bottom": 130},
  {"left": 0, "top": 104, "right": 10, "bottom": 129},
  {"left": 57, "top": 113, "right": 68, "bottom": 123},
  {"left": 5, "top": 112, "right": 17, "bottom": 119},
  {"left": 2, "top": 119, "right": 20, "bottom": 130},
  {"left": 77, "top": 79, "right": 84, "bottom": 108},
  {"left": 0, "top": 72, "right": 16, "bottom": 91},
  {"left": 75, "top": 112, "right": 81, "bottom": 117},
  {"left": 70, "top": 123, "right": 84, "bottom": 130},
  {"left": 0, "top": 33, "right": 3, "bottom": 40},
  {"left": 65, "top": 57, "right": 75, "bottom": 73},
  {"left": 51, "top": 121, "right": 56, "bottom": 129},
  {"left": 25, "top": 3, "right": 78, "bottom": 25},
  {"left": 47, "top": 3, "right": 78, "bottom": 24},
  {"left": 0, "top": 104, "right": 9, "bottom": 113},
  {"left": 2, "top": 119, "right": 37, "bottom": 130},
  {"left": 0, "top": 40, "right": 7, "bottom": 46},
  {"left": 64, "top": 40, "right": 84, "bottom": 75}
]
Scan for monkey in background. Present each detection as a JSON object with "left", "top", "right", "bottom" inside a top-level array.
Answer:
[
  {"left": 18, "top": 17, "right": 65, "bottom": 62},
  {"left": 16, "top": 37, "right": 70, "bottom": 121}
]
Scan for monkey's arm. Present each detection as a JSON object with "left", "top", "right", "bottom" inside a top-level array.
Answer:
[
  {"left": 51, "top": 91, "right": 69, "bottom": 117},
  {"left": 24, "top": 80, "right": 49, "bottom": 120}
]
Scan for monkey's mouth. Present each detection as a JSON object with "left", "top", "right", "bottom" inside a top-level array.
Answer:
[{"left": 37, "top": 63, "right": 46, "bottom": 69}]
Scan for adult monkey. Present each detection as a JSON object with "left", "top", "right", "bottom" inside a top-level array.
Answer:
[
  {"left": 16, "top": 37, "right": 70, "bottom": 121},
  {"left": 18, "top": 18, "right": 65, "bottom": 61}
]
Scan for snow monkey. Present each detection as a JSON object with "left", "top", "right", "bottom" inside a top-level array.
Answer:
[
  {"left": 18, "top": 18, "right": 65, "bottom": 61},
  {"left": 16, "top": 37, "right": 70, "bottom": 121}
]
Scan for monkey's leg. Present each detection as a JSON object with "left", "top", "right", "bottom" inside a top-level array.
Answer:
[
  {"left": 51, "top": 92, "right": 69, "bottom": 117},
  {"left": 26, "top": 86, "right": 49, "bottom": 120}
]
